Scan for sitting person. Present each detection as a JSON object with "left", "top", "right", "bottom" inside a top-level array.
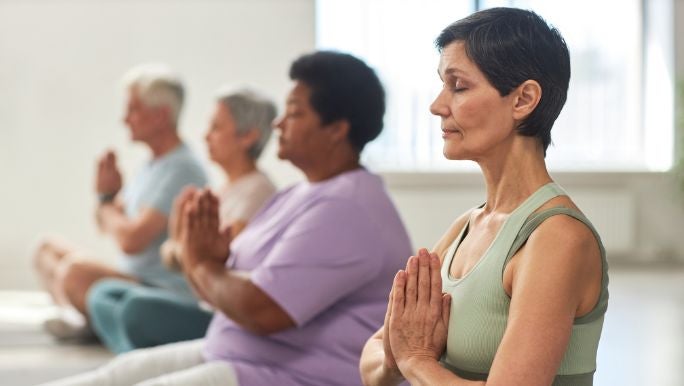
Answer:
[
  {"left": 32, "top": 64, "right": 207, "bottom": 339},
  {"left": 42, "top": 50, "right": 413, "bottom": 386},
  {"left": 359, "top": 8, "right": 608, "bottom": 386},
  {"left": 87, "top": 87, "right": 278, "bottom": 353}
]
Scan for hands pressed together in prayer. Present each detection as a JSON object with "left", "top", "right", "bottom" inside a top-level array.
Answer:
[
  {"left": 95, "top": 150, "right": 123, "bottom": 198},
  {"left": 384, "top": 248, "right": 451, "bottom": 378},
  {"left": 175, "top": 187, "right": 232, "bottom": 272}
]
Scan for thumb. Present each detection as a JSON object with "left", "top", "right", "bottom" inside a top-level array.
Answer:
[
  {"left": 220, "top": 225, "right": 233, "bottom": 239},
  {"left": 441, "top": 293, "right": 451, "bottom": 326}
]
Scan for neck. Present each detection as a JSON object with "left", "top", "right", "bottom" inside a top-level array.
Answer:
[
  {"left": 477, "top": 137, "right": 552, "bottom": 214},
  {"left": 302, "top": 146, "right": 361, "bottom": 183},
  {"left": 220, "top": 155, "right": 258, "bottom": 182},
  {"left": 147, "top": 129, "right": 182, "bottom": 159}
]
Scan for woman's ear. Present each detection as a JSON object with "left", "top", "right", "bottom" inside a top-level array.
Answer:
[
  {"left": 238, "top": 128, "right": 261, "bottom": 151},
  {"left": 512, "top": 80, "right": 542, "bottom": 121},
  {"left": 327, "top": 119, "right": 351, "bottom": 144}
]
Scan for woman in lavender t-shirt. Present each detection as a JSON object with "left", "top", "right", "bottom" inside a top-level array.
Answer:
[{"left": 44, "top": 51, "right": 412, "bottom": 386}]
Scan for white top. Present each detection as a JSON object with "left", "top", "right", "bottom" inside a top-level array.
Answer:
[{"left": 217, "top": 170, "right": 277, "bottom": 227}]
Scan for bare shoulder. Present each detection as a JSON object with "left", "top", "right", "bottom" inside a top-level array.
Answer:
[
  {"left": 512, "top": 207, "right": 602, "bottom": 315},
  {"left": 528, "top": 195, "right": 600, "bottom": 260},
  {"left": 431, "top": 209, "right": 474, "bottom": 264}
]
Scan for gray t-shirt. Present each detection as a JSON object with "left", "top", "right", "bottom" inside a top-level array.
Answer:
[{"left": 120, "top": 143, "right": 207, "bottom": 297}]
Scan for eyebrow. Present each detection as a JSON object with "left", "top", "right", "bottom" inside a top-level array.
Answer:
[{"left": 443, "top": 67, "right": 467, "bottom": 76}]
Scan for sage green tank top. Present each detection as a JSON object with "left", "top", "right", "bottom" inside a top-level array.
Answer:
[{"left": 440, "top": 183, "right": 609, "bottom": 386}]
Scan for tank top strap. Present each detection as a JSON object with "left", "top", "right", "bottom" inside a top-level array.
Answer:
[
  {"left": 442, "top": 182, "right": 567, "bottom": 283},
  {"left": 509, "top": 182, "right": 567, "bottom": 222},
  {"left": 496, "top": 182, "right": 568, "bottom": 247}
]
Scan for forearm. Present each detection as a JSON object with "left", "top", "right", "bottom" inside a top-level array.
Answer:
[
  {"left": 97, "top": 204, "right": 139, "bottom": 252},
  {"left": 360, "top": 339, "right": 404, "bottom": 386},
  {"left": 400, "top": 358, "right": 485, "bottom": 386},
  {"left": 97, "top": 204, "right": 166, "bottom": 255},
  {"left": 182, "top": 262, "right": 214, "bottom": 306},
  {"left": 190, "top": 260, "right": 270, "bottom": 334}
]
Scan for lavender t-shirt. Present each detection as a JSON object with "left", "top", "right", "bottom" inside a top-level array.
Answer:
[{"left": 203, "top": 168, "right": 412, "bottom": 386}]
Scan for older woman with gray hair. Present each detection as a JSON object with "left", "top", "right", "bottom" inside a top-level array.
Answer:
[{"left": 86, "top": 86, "right": 277, "bottom": 353}]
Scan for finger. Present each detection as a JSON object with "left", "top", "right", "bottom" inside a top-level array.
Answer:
[
  {"left": 185, "top": 197, "right": 199, "bottom": 234},
  {"left": 383, "top": 288, "right": 393, "bottom": 351},
  {"left": 106, "top": 150, "right": 116, "bottom": 163},
  {"left": 177, "top": 186, "right": 197, "bottom": 206},
  {"left": 219, "top": 225, "right": 233, "bottom": 239},
  {"left": 441, "top": 293, "right": 452, "bottom": 326},
  {"left": 391, "top": 270, "right": 406, "bottom": 317},
  {"left": 199, "top": 190, "right": 213, "bottom": 231},
  {"left": 196, "top": 190, "right": 207, "bottom": 230},
  {"left": 404, "top": 254, "right": 414, "bottom": 272},
  {"left": 404, "top": 256, "right": 418, "bottom": 309},
  {"left": 417, "top": 249, "right": 431, "bottom": 305},
  {"left": 104, "top": 151, "right": 115, "bottom": 167},
  {"left": 384, "top": 287, "right": 394, "bottom": 324},
  {"left": 207, "top": 192, "right": 220, "bottom": 232},
  {"left": 429, "top": 252, "right": 443, "bottom": 307},
  {"left": 172, "top": 188, "right": 193, "bottom": 219}
]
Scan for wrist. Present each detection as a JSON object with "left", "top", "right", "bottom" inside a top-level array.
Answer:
[
  {"left": 398, "top": 355, "right": 440, "bottom": 382},
  {"left": 98, "top": 192, "right": 117, "bottom": 205},
  {"left": 381, "top": 360, "right": 405, "bottom": 384},
  {"left": 190, "top": 258, "right": 222, "bottom": 278}
]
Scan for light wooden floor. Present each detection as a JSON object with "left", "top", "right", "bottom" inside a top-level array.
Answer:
[
  {"left": 0, "top": 291, "right": 113, "bottom": 385},
  {"left": 1, "top": 266, "right": 683, "bottom": 385},
  {"left": 594, "top": 266, "right": 684, "bottom": 386}
]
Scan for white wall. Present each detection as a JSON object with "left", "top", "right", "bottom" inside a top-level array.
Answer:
[
  {"left": 1, "top": 0, "right": 683, "bottom": 290},
  {"left": 0, "top": 0, "right": 312, "bottom": 289},
  {"left": 385, "top": 172, "right": 684, "bottom": 262}
]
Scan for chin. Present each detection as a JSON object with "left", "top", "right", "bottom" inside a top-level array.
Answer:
[{"left": 443, "top": 145, "right": 465, "bottom": 161}]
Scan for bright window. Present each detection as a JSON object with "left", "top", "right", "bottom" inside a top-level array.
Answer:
[{"left": 316, "top": 0, "right": 674, "bottom": 171}]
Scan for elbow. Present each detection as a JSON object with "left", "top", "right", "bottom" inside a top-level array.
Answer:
[
  {"left": 119, "top": 236, "right": 147, "bottom": 255},
  {"left": 235, "top": 304, "right": 287, "bottom": 336},
  {"left": 233, "top": 288, "right": 294, "bottom": 336},
  {"left": 245, "top": 317, "right": 286, "bottom": 336},
  {"left": 240, "top": 321, "right": 272, "bottom": 336}
]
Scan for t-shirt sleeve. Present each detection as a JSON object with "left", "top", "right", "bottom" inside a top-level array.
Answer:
[
  {"left": 250, "top": 198, "right": 385, "bottom": 326},
  {"left": 142, "top": 163, "right": 207, "bottom": 216}
]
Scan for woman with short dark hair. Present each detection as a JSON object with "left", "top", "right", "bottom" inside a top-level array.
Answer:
[{"left": 360, "top": 8, "right": 608, "bottom": 386}]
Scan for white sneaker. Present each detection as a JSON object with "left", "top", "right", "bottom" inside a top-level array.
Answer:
[{"left": 43, "top": 316, "right": 95, "bottom": 342}]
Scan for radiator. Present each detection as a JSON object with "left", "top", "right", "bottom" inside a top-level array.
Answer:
[{"left": 391, "top": 188, "right": 636, "bottom": 256}]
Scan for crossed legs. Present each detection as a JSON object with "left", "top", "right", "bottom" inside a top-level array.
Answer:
[{"left": 33, "top": 236, "right": 136, "bottom": 316}]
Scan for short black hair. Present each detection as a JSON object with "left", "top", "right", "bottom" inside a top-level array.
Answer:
[
  {"left": 436, "top": 7, "right": 570, "bottom": 154},
  {"left": 289, "top": 51, "right": 385, "bottom": 152}
]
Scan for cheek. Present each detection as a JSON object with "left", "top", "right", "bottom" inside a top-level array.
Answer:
[{"left": 453, "top": 95, "right": 506, "bottom": 130}]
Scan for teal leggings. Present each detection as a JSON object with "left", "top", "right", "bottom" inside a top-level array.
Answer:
[{"left": 87, "top": 278, "right": 213, "bottom": 354}]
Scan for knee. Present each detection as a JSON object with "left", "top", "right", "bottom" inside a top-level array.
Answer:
[
  {"left": 120, "top": 295, "right": 150, "bottom": 329},
  {"left": 87, "top": 279, "right": 128, "bottom": 313},
  {"left": 57, "top": 259, "right": 92, "bottom": 295},
  {"left": 119, "top": 294, "right": 158, "bottom": 348},
  {"left": 32, "top": 237, "right": 58, "bottom": 270},
  {"left": 58, "top": 259, "right": 85, "bottom": 282}
]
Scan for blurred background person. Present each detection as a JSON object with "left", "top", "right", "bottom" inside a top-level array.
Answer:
[
  {"left": 41, "top": 50, "right": 412, "bottom": 386},
  {"left": 87, "top": 86, "right": 277, "bottom": 353},
  {"left": 33, "top": 64, "right": 208, "bottom": 340}
]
